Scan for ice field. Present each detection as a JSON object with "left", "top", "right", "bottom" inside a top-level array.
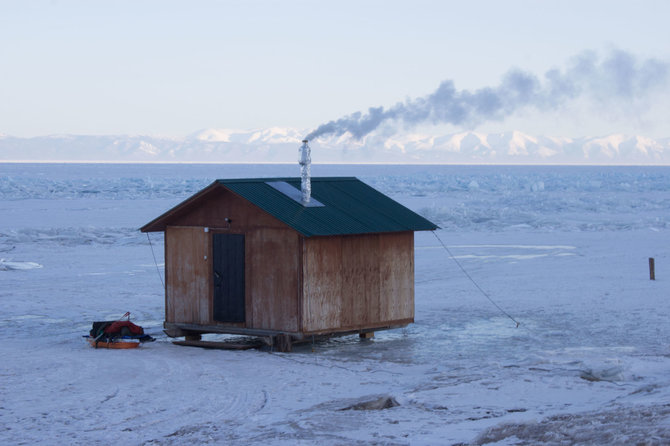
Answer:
[{"left": 1, "top": 163, "right": 670, "bottom": 445}]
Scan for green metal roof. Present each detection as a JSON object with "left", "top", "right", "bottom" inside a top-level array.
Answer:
[{"left": 218, "top": 177, "right": 438, "bottom": 237}]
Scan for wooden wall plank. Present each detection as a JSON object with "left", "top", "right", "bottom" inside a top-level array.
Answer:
[
  {"left": 248, "top": 228, "right": 300, "bottom": 331},
  {"left": 164, "top": 232, "right": 169, "bottom": 324},
  {"left": 303, "top": 237, "right": 343, "bottom": 331},
  {"left": 341, "top": 235, "right": 380, "bottom": 327},
  {"left": 165, "top": 226, "right": 210, "bottom": 325},
  {"left": 379, "top": 232, "right": 414, "bottom": 322},
  {"left": 303, "top": 232, "right": 414, "bottom": 333}
]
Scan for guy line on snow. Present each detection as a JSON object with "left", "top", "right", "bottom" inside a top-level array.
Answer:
[{"left": 431, "top": 230, "right": 521, "bottom": 328}]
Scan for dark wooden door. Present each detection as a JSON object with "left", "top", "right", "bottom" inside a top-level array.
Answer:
[{"left": 213, "top": 233, "right": 245, "bottom": 323}]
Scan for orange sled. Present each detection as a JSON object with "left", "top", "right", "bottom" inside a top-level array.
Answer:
[{"left": 87, "top": 337, "right": 140, "bottom": 349}]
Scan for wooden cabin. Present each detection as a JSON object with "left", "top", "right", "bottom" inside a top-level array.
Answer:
[{"left": 141, "top": 177, "right": 437, "bottom": 350}]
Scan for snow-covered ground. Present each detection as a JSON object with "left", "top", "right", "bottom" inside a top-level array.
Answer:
[{"left": 1, "top": 163, "right": 669, "bottom": 445}]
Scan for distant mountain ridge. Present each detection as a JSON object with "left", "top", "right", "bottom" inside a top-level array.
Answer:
[{"left": 1, "top": 128, "right": 669, "bottom": 164}]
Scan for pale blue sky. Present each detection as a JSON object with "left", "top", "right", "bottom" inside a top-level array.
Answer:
[{"left": 1, "top": 0, "right": 669, "bottom": 138}]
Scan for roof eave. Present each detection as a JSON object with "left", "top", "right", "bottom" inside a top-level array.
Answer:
[{"left": 139, "top": 181, "right": 222, "bottom": 232}]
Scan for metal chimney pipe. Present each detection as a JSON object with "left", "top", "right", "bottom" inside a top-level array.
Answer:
[{"left": 299, "top": 139, "right": 311, "bottom": 204}]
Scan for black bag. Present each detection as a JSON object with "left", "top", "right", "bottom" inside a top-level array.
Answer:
[{"left": 89, "top": 321, "right": 113, "bottom": 338}]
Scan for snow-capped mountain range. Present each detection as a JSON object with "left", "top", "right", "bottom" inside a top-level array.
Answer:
[{"left": 1, "top": 128, "right": 669, "bottom": 164}]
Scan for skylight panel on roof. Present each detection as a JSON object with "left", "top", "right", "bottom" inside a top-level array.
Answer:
[{"left": 266, "top": 181, "right": 325, "bottom": 207}]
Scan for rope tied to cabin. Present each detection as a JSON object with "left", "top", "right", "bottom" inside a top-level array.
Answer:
[
  {"left": 146, "top": 232, "right": 165, "bottom": 289},
  {"left": 431, "top": 230, "right": 520, "bottom": 328}
]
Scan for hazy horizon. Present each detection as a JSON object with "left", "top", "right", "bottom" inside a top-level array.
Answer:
[{"left": 2, "top": 1, "right": 670, "bottom": 143}]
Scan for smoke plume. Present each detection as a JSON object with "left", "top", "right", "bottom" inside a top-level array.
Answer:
[{"left": 305, "top": 50, "right": 668, "bottom": 141}]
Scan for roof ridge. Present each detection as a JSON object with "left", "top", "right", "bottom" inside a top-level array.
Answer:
[{"left": 216, "top": 176, "right": 358, "bottom": 184}]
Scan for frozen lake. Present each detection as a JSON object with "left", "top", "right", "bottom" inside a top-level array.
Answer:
[{"left": 1, "top": 163, "right": 670, "bottom": 445}]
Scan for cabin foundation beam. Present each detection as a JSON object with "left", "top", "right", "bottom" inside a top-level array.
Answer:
[
  {"left": 164, "top": 323, "right": 187, "bottom": 338},
  {"left": 185, "top": 333, "right": 202, "bottom": 341},
  {"left": 165, "top": 322, "right": 305, "bottom": 339},
  {"left": 275, "top": 333, "right": 293, "bottom": 352}
]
